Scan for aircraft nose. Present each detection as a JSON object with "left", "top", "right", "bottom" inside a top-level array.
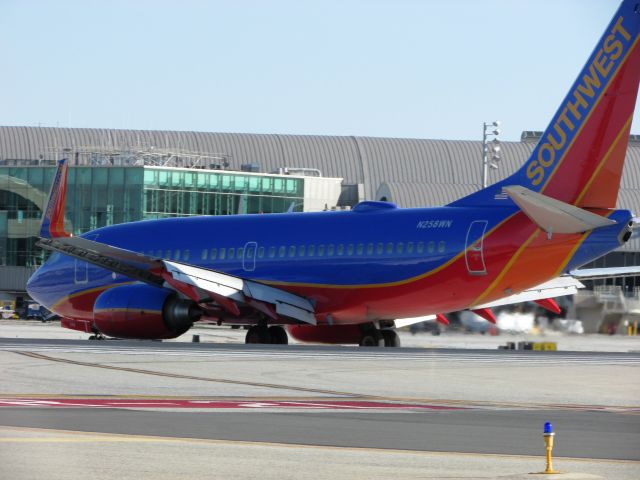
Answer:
[{"left": 26, "top": 265, "right": 47, "bottom": 304}]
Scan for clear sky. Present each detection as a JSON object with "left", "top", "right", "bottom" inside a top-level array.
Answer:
[{"left": 1, "top": 0, "right": 637, "bottom": 142}]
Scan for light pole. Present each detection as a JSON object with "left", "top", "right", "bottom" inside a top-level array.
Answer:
[{"left": 482, "top": 121, "right": 501, "bottom": 188}]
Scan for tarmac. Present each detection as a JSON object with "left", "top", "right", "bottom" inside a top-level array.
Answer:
[{"left": 0, "top": 320, "right": 639, "bottom": 479}]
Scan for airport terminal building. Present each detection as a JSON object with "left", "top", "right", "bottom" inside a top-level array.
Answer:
[{"left": 1, "top": 125, "right": 640, "bottom": 299}]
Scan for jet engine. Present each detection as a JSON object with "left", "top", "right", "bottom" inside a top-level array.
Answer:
[{"left": 93, "top": 284, "right": 201, "bottom": 339}]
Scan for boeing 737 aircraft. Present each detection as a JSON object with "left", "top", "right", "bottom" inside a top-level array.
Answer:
[{"left": 27, "top": 0, "right": 640, "bottom": 346}]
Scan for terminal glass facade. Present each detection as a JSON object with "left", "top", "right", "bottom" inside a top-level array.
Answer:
[{"left": 0, "top": 166, "right": 304, "bottom": 267}]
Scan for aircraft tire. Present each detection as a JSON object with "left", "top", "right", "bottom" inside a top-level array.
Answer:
[
  {"left": 268, "top": 326, "right": 288, "bottom": 345},
  {"left": 245, "top": 325, "right": 270, "bottom": 344},
  {"left": 380, "top": 329, "right": 401, "bottom": 347},
  {"left": 359, "top": 331, "right": 383, "bottom": 347}
]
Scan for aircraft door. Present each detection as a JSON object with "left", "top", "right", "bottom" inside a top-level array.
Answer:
[
  {"left": 243, "top": 241, "right": 257, "bottom": 272},
  {"left": 465, "top": 220, "right": 488, "bottom": 275}
]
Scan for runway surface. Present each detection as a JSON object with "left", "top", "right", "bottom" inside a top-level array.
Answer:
[{"left": 1, "top": 336, "right": 639, "bottom": 479}]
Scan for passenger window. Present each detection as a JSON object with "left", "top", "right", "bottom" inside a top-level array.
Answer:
[
  {"left": 258, "top": 247, "right": 265, "bottom": 258},
  {"left": 228, "top": 248, "right": 235, "bottom": 260},
  {"left": 156, "top": 250, "right": 162, "bottom": 258},
  {"left": 237, "top": 247, "right": 243, "bottom": 258},
  {"left": 174, "top": 250, "right": 181, "bottom": 261},
  {"left": 268, "top": 246, "right": 276, "bottom": 258},
  {"left": 407, "top": 242, "right": 414, "bottom": 254},
  {"left": 327, "top": 244, "right": 335, "bottom": 256},
  {"left": 428, "top": 241, "right": 435, "bottom": 253},
  {"left": 211, "top": 248, "right": 218, "bottom": 260},
  {"left": 347, "top": 244, "right": 354, "bottom": 256},
  {"left": 317, "top": 245, "right": 325, "bottom": 257},
  {"left": 298, "top": 245, "right": 306, "bottom": 257},
  {"left": 165, "top": 250, "right": 171, "bottom": 259},
  {"left": 219, "top": 248, "right": 226, "bottom": 260},
  {"left": 337, "top": 244, "right": 344, "bottom": 256},
  {"left": 184, "top": 250, "right": 190, "bottom": 261},
  {"left": 357, "top": 244, "right": 364, "bottom": 255},
  {"left": 367, "top": 243, "right": 374, "bottom": 255},
  {"left": 417, "top": 242, "right": 424, "bottom": 254},
  {"left": 288, "top": 246, "right": 296, "bottom": 257},
  {"left": 201, "top": 249, "right": 208, "bottom": 260},
  {"left": 278, "top": 246, "right": 286, "bottom": 258},
  {"left": 386, "top": 242, "right": 393, "bottom": 254},
  {"left": 308, "top": 245, "right": 315, "bottom": 257},
  {"left": 438, "top": 241, "right": 446, "bottom": 253},
  {"left": 376, "top": 243, "right": 383, "bottom": 255},
  {"left": 396, "top": 242, "right": 404, "bottom": 254}
]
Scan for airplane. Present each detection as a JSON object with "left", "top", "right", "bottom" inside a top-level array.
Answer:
[{"left": 27, "top": 0, "right": 640, "bottom": 347}]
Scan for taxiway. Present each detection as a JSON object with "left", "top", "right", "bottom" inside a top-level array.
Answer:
[{"left": 0, "top": 329, "right": 639, "bottom": 479}]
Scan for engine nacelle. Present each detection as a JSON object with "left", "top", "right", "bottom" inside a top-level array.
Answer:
[
  {"left": 93, "top": 284, "right": 201, "bottom": 339},
  {"left": 287, "top": 324, "right": 362, "bottom": 344}
]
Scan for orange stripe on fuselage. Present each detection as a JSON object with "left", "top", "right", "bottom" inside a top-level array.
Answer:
[{"left": 470, "top": 210, "right": 614, "bottom": 309}]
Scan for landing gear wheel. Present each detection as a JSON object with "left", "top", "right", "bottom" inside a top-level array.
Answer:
[
  {"left": 88, "top": 334, "right": 105, "bottom": 341},
  {"left": 359, "top": 331, "right": 383, "bottom": 347},
  {"left": 380, "top": 329, "right": 401, "bottom": 347},
  {"left": 268, "top": 326, "right": 288, "bottom": 345},
  {"left": 245, "top": 325, "right": 270, "bottom": 344}
]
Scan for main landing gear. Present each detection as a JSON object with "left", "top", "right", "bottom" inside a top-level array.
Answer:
[
  {"left": 359, "top": 328, "right": 400, "bottom": 347},
  {"left": 245, "top": 325, "right": 289, "bottom": 345}
]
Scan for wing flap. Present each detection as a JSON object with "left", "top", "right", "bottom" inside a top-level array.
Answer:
[
  {"left": 164, "top": 261, "right": 245, "bottom": 301},
  {"left": 163, "top": 260, "right": 316, "bottom": 325}
]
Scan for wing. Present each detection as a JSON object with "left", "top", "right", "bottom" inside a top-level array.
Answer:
[
  {"left": 473, "top": 277, "right": 584, "bottom": 310},
  {"left": 568, "top": 266, "right": 640, "bottom": 280},
  {"left": 37, "top": 159, "right": 315, "bottom": 326},
  {"left": 38, "top": 235, "right": 316, "bottom": 325}
]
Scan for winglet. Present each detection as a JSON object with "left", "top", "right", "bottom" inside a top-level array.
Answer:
[{"left": 40, "top": 159, "right": 71, "bottom": 238}]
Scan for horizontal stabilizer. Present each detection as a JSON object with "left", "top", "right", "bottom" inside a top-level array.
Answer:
[{"left": 503, "top": 186, "right": 615, "bottom": 234}]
